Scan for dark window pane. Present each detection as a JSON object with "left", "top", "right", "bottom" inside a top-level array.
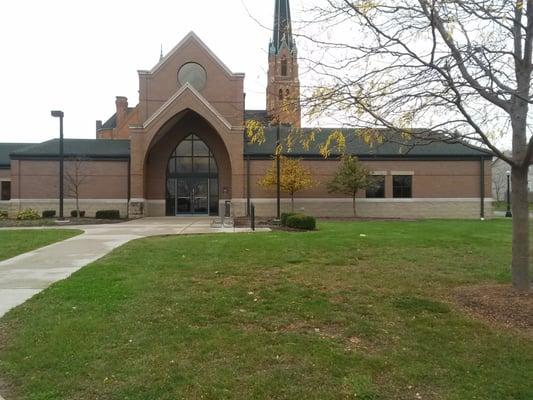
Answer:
[
  {"left": 1, "top": 182, "right": 10, "bottom": 201},
  {"left": 193, "top": 157, "right": 209, "bottom": 173},
  {"left": 176, "top": 157, "right": 193, "bottom": 174},
  {"left": 176, "top": 140, "right": 192, "bottom": 157},
  {"left": 167, "top": 158, "right": 176, "bottom": 174},
  {"left": 393, "top": 175, "right": 412, "bottom": 198},
  {"left": 193, "top": 139, "right": 209, "bottom": 156},
  {"left": 366, "top": 176, "right": 385, "bottom": 198}
]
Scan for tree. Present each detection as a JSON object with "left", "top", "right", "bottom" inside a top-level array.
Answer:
[
  {"left": 65, "top": 157, "right": 89, "bottom": 218},
  {"left": 294, "top": 0, "right": 533, "bottom": 291},
  {"left": 327, "top": 155, "right": 372, "bottom": 216},
  {"left": 258, "top": 156, "right": 315, "bottom": 212}
]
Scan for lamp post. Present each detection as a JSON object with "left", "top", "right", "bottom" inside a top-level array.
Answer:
[
  {"left": 51, "top": 110, "right": 65, "bottom": 220},
  {"left": 276, "top": 121, "right": 281, "bottom": 220},
  {"left": 505, "top": 170, "right": 512, "bottom": 218}
]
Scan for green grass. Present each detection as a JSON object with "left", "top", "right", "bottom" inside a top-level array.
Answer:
[
  {"left": 0, "top": 220, "right": 531, "bottom": 400},
  {"left": 0, "top": 229, "right": 82, "bottom": 261}
]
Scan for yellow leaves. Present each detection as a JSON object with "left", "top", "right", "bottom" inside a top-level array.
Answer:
[
  {"left": 245, "top": 120, "right": 266, "bottom": 145},
  {"left": 258, "top": 156, "right": 315, "bottom": 196},
  {"left": 357, "top": 0, "right": 380, "bottom": 15},
  {"left": 319, "top": 130, "right": 347, "bottom": 158}
]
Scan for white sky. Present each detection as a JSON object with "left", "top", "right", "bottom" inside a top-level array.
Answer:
[{"left": 0, "top": 0, "right": 304, "bottom": 143}]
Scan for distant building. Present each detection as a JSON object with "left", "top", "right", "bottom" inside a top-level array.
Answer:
[
  {"left": 0, "top": 0, "right": 492, "bottom": 219},
  {"left": 492, "top": 155, "right": 533, "bottom": 201}
]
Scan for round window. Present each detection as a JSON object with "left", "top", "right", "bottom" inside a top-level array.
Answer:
[{"left": 178, "top": 62, "right": 207, "bottom": 91}]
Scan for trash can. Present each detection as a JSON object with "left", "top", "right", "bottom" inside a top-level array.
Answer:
[{"left": 224, "top": 201, "right": 231, "bottom": 218}]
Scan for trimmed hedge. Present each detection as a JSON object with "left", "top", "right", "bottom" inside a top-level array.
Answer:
[
  {"left": 0, "top": 210, "right": 8, "bottom": 220},
  {"left": 95, "top": 210, "right": 121, "bottom": 220},
  {"left": 285, "top": 214, "right": 316, "bottom": 231},
  {"left": 16, "top": 209, "right": 41, "bottom": 221},
  {"left": 42, "top": 210, "right": 56, "bottom": 219},
  {"left": 70, "top": 210, "right": 86, "bottom": 218},
  {"left": 281, "top": 212, "right": 297, "bottom": 226}
]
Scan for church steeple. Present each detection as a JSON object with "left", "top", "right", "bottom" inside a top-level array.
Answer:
[
  {"left": 267, "top": 0, "right": 301, "bottom": 127},
  {"left": 270, "top": 0, "right": 296, "bottom": 55}
]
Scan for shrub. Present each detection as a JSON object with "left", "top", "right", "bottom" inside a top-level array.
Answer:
[
  {"left": 286, "top": 214, "right": 316, "bottom": 230},
  {"left": 16, "top": 209, "right": 41, "bottom": 221},
  {"left": 95, "top": 210, "right": 120, "bottom": 220},
  {"left": 70, "top": 210, "right": 86, "bottom": 218},
  {"left": 281, "top": 212, "right": 297, "bottom": 226},
  {"left": 42, "top": 210, "right": 56, "bottom": 219},
  {"left": 0, "top": 210, "right": 8, "bottom": 219}
]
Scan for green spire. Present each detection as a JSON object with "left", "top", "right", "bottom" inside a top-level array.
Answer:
[{"left": 271, "top": 0, "right": 295, "bottom": 54}]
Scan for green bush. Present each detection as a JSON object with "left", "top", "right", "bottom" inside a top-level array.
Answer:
[
  {"left": 285, "top": 214, "right": 316, "bottom": 230},
  {"left": 70, "top": 210, "right": 86, "bottom": 218},
  {"left": 95, "top": 210, "right": 121, "bottom": 220},
  {"left": 0, "top": 210, "right": 8, "bottom": 219},
  {"left": 281, "top": 212, "right": 297, "bottom": 226},
  {"left": 16, "top": 209, "right": 41, "bottom": 221},
  {"left": 42, "top": 210, "right": 56, "bottom": 219}
]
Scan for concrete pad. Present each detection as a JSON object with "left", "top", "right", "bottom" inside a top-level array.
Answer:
[{"left": 0, "top": 217, "right": 268, "bottom": 319}]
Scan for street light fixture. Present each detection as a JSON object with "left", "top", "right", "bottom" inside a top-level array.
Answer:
[
  {"left": 505, "top": 170, "right": 512, "bottom": 218},
  {"left": 51, "top": 110, "right": 65, "bottom": 220}
]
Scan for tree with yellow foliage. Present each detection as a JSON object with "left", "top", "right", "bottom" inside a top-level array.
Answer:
[{"left": 258, "top": 156, "right": 315, "bottom": 212}]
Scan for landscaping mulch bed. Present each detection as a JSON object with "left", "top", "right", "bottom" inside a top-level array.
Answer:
[
  {"left": 0, "top": 218, "right": 129, "bottom": 228},
  {"left": 453, "top": 284, "right": 533, "bottom": 336}
]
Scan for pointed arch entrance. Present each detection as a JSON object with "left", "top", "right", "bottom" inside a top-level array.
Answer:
[{"left": 166, "top": 134, "right": 219, "bottom": 216}]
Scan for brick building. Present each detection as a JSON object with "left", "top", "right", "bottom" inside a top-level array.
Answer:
[{"left": 0, "top": 0, "right": 492, "bottom": 219}]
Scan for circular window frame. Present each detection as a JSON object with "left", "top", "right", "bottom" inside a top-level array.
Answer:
[{"left": 178, "top": 62, "right": 207, "bottom": 91}]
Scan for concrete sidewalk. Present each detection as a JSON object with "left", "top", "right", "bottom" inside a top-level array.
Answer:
[{"left": 0, "top": 217, "right": 265, "bottom": 319}]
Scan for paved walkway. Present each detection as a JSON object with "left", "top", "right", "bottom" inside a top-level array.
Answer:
[{"left": 0, "top": 217, "right": 265, "bottom": 319}]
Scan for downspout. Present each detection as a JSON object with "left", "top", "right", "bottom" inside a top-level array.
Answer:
[{"left": 480, "top": 156, "right": 485, "bottom": 219}]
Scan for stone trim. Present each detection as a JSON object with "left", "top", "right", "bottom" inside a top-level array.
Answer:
[
  {"left": 239, "top": 197, "right": 493, "bottom": 203},
  {"left": 142, "top": 83, "right": 235, "bottom": 131},
  {"left": 391, "top": 171, "right": 415, "bottom": 176}
]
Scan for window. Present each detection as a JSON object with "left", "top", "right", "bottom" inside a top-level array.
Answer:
[
  {"left": 278, "top": 89, "right": 283, "bottom": 100},
  {"left": 281, "top": 56, "right": 288, "bottom": 76},
  {"left": 393, "top": 175, "right": 412, "bottom": 198},
  {"left": 286, "top": 89, "right": 290, "bottom": 97},
  {"left": 366, "top": 176, "right": 385, "bottom": 198},
  {"left": 1, "top": 181, "right": 11, "bottom": 201}
]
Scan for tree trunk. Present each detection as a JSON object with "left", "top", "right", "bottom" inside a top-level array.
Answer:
[
  {"left": 511, "top": 166, "right": 530, "bottom": 291},
  {"left": 76, "top": 194, "right": 80, "bottom": 219},
  {"left": 291, "top": 194, "right": 294, "bottom": 212},
  {"left": 352, "top": 194, "right": 357, "bottom": 217}
]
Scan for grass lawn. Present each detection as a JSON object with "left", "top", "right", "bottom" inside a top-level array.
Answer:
[
  {"left": 0, "top": 229, "right": 82, "bottom": 261},
  {"left": 0, "top": 220, "right": 532, "bottom": 399}
]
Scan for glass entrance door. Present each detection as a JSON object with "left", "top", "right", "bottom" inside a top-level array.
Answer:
[
  {"left": 176, "top": 178, "right": 209, "bottom": 215},
  {"left": 166, "top": 134, "right": 219, "bottom": 216}
]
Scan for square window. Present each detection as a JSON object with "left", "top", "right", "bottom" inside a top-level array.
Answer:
[
  {"left": 1, "top": 181, "right": 10, "bottom": 201},
  {"left": 366, "top": 176, "right": 385, "bottom": 198},
  {"left": 393, "top": 176, "right": 412, "bottom": 198}
]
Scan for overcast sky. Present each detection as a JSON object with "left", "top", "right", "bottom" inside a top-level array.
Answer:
[{"left": 0, "top": 0, "right": 305, "bottom": 143}]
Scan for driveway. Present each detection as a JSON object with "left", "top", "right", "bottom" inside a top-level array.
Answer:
[{"left": 0, "top": 217, "right": 265, "bottom": 319}]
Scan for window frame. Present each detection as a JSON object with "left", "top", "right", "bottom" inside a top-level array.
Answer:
[
  {"left": 392, "top": 175, "right": 413, "bottom": 199},
  {"left": 366, "top": 175, "right": 386, "bottom": 199},
  {"left": 1, "top": 181, "right": 11, "bottom": 201}
]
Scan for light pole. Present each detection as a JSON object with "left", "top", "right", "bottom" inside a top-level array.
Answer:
[
  {"left": 51, "top": 110, "right": 65, "bottom": 220},
  {"left": 505, "top": 170, "right": 512, "bottom": 218},
  {"left": 276, "top": 121, "right": 281, "bottom": 220}
]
